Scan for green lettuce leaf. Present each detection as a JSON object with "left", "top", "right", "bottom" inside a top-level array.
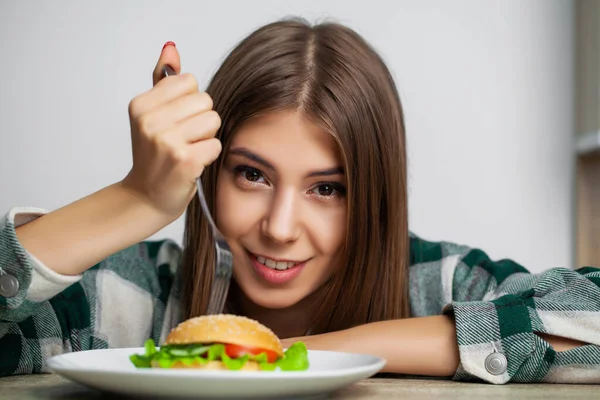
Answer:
[
  {"left": 129, "top": 339, "right": 310, "bottom": 371},
  {"left": 206, "top": 343, "right": 225, "bottom": 361},
  {"left": 145, "top": 338, "right": 157, "bottom": 357},
  {"left": 274, "top": 342, "right": 310, "bottom": 371},
  {"left": 221, "top": 351, "right": 250, "bottom": 370},
  {"left": 129, "top": 338, "right": 157, "bottom": 368},
  {"left": 129, "top": 353, "right": 152, "bottom": 368}
]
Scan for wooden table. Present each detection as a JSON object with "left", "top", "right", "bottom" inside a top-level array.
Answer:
[{"left": 0, "top": 373, "right": 597, "bottom": 399}]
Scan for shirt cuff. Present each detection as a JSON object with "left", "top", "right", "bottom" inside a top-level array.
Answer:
[
  {"left": 26, "top": 250, "right": 81, "bottom": 302},
  {"left": 7, "top": 207, "right": 82, "bottom": 303},
  {"left": 443, "top": 295, "right": 551, "bottom": 384}
]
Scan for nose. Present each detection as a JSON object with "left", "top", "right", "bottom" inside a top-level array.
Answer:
[{"left": 261, "top": 188, "right": 301, "bottom": 244}]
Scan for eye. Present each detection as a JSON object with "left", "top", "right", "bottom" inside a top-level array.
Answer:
[
  {"left": 242, "top": 168, "right": 263, "bottom": 182},
  {"left": 317, "top": 184, "right": 335, "bottom": 196},
  {"left": 233, "top": 165, "right": 268, "bottom": 185},
  {"left": 310, "top": 182, "right": 346, "bottom": 199}
]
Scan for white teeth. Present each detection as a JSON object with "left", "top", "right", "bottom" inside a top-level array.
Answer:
[
  {"left": 255, "top": 254, "right": 298, "bottom": 270},
  {"left": 275, "top": 262, "right": 288, "bottom": 270}
]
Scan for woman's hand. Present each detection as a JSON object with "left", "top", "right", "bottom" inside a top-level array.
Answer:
[
  {"left": 122, "top": 43, "right": 222, "bottom": 218},
  {"left": 15, "top": 42, "right": 222, "bottom": 276}
]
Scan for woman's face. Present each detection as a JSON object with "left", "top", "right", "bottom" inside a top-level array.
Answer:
[{"left": 216, "top": 111, "right": 347, "bottom": 310}]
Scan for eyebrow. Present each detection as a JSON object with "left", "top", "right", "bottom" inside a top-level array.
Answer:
[{"left": 228, "top": 147, "right": 344, "bottom": 178}]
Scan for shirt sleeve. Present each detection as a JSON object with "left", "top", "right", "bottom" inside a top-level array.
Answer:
[
  {"left": 410, "top": 234, "right": 600, "bottom": 384},
  {"left": 0, "top": 207, "right": 183, "bottom": 377}
]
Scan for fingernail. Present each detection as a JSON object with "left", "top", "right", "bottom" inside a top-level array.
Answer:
[{"left": 162, "top": 41, "right": 176, "bottom": 51}]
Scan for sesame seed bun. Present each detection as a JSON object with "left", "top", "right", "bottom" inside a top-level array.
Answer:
[{"left": 164, "top": 314, "right": 284, "bottom": 357}]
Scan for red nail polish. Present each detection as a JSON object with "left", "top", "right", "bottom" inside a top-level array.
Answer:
[{"left": 162, "top": 41, "right": 176, "bottom": 51}]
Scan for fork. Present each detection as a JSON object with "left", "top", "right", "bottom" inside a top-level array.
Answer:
[{"left": 163, "top": 65, "right": 234, "bottom": 315}]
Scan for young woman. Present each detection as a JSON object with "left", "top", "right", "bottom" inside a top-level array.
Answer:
[{"left": 1, "top": 19, "right": 599, "bottom": 384}]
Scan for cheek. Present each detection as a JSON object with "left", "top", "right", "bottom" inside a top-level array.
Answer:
[{"left": 308, "top": 205, "right": 347, "bottom": 259}]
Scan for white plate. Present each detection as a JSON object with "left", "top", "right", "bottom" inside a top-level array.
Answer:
[{"left": 47, "top": 347, "right": 385, "bottom": 399}]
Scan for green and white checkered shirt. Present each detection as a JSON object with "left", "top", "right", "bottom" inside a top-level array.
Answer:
[{"left": 1, "top": 207, "right": 599, "bottom": 384}]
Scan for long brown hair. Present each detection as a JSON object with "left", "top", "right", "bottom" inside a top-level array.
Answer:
[{"left": 182, "top": 18, "right": 410, "bottom": 334}]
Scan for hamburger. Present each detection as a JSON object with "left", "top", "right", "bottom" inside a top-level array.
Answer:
[{"left": 130, "top": 314, "right": 309, "bottom": 371}]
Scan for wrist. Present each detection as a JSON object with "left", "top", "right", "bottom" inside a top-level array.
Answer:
[{"left": 118, "top": 177, "right": 182, "bottom": 223}]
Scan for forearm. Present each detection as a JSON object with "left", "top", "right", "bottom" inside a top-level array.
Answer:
[
  {"left": 15, "top": 180, "right": 175, "bottom": 276},
  {"left": 301, "top": 315, "right": 461, "bottom": 376}
]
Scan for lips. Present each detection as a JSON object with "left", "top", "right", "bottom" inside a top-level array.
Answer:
[{"left": 247, "top": 252, "right": 308, "bottom": 285}]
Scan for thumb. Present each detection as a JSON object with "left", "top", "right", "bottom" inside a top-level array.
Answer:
[{"left": 152, "top": 41, "right": 181, "bottom": 86}]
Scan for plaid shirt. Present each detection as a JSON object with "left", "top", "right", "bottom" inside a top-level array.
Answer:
[{"left": 1, "top": 207, "right": 599, "bottom": 384}]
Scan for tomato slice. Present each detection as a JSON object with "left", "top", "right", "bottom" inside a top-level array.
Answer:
[{"left": 224, "top": 343, "right": 279, "bottom": 363}]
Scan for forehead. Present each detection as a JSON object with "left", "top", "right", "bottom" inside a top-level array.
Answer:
[{"left": 229, "top": 111, "right": 342, "bottom": 167}]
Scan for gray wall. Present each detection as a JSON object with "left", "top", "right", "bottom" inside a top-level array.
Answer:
[{"left": 0, "top": 0, "right": 575, "bottom": 272}]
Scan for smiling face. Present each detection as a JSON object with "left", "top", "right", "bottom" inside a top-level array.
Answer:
[
  {"left": 184, "top": 20, "right": 410, "bottom": 332},
  {"left": 215, "top": 111, "right": 347, "bottom": 310}
]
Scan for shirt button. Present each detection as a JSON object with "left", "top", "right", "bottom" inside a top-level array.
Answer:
[
  {"left": 0, "top": 274, "right": 19, "bottom": 298},
  {"left": 485, "top": 352, "right": 507, "bottom": 375}
]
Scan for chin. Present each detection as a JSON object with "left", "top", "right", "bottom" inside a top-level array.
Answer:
[{"left": 242, "top": 285, "right": 309, "bottom": 310}]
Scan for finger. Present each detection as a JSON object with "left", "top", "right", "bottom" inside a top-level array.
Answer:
[
  {"left": 136, "top": 92, "right": 213, "bottom": 135},
  {"left": 190, "top": 138, "right": 223, "bottom": 174},
  {"left": 172, "top": 110, "right": 221, "bottom": 143},
  {"left": 130, "top": 73, "right": 199, "bottom": 117},
  {"left": 153, "top": 41, "right": 181, "bottom": 86}
]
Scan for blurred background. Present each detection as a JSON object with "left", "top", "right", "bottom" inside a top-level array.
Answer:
[{"left": 1, "top": 0, "right": 598, "bottom": 273}]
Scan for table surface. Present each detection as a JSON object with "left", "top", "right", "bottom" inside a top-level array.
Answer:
[{"left": 0, "top": 374, "right": 598, "bottom": 400}]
